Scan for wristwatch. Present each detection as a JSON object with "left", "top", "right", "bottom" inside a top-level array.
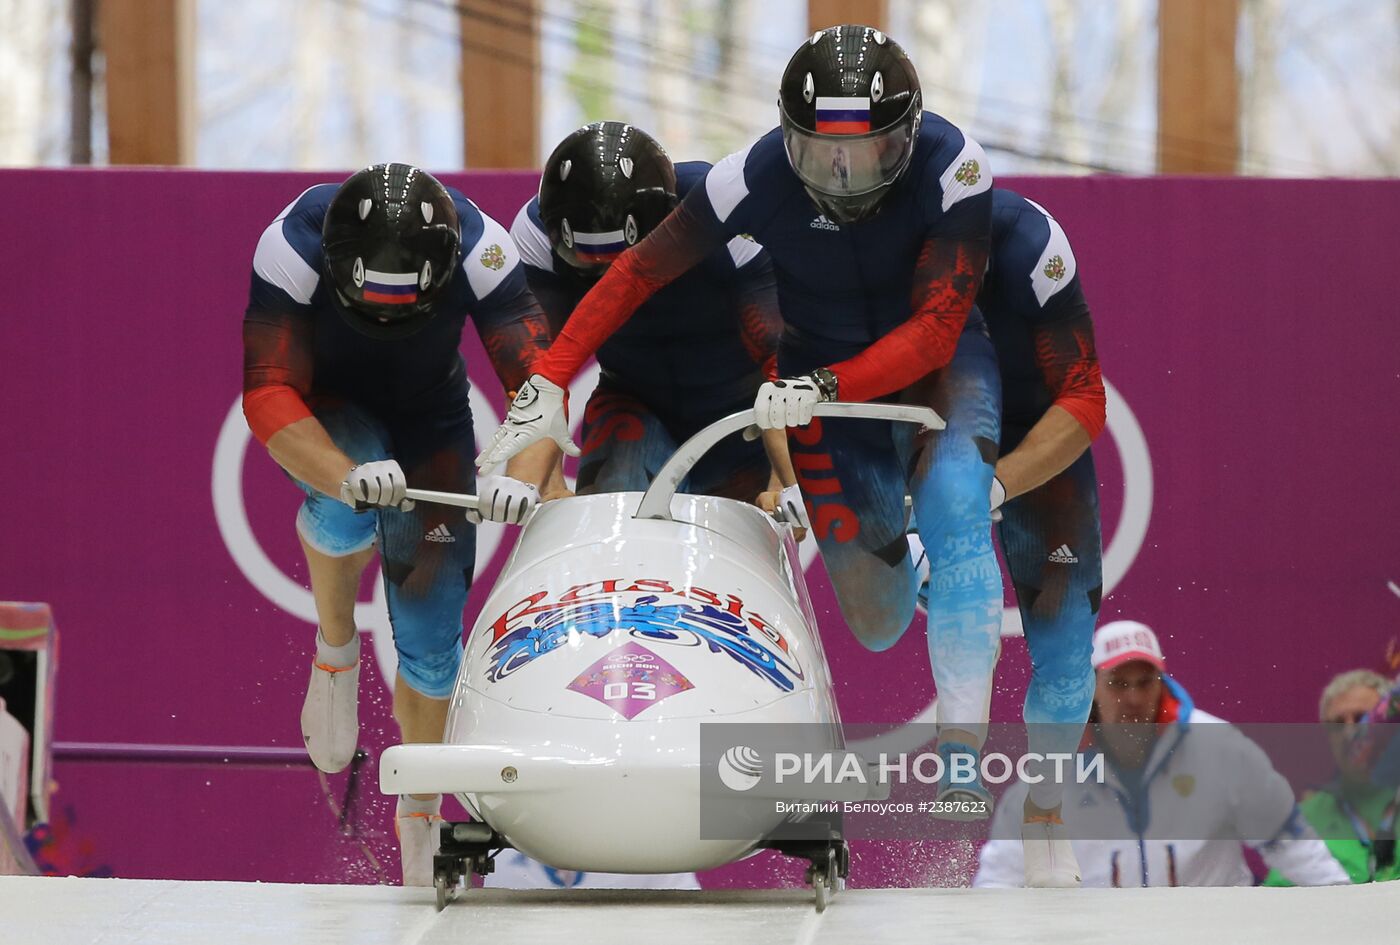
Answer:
[{"left": 810, "top": 367, "right": 839, "bottom": 402}]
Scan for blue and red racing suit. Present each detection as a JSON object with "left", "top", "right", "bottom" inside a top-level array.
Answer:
[
  {"left": 510, "top": 161, "right": 781, "bottom": 499},
  {"left": 978, "top": 187, "right": 1107, "bottom": 783},
  {"left": 242, "top": 183, "right": 551, "bottom": 696},
  {"left": 527, "top": 114, "right": 1005, "bottom": 732}
]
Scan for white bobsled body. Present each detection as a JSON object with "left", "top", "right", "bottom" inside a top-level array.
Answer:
[
  {"left": 381, "top": 405, "right": 941, "bottom": 874},
  {"left": 391, "top": 492, "right": 837, "bottom": 872}
]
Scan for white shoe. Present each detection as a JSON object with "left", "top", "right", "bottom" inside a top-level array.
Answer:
[
  {"left": 1022, "top": 815, "right": 1081, "bottom": 888},
  {"left": 299, "top": 655, "right": 360, "bottom": 773},
  {"left": 396, "top": 798, "right": 443, "bottom": 887}
]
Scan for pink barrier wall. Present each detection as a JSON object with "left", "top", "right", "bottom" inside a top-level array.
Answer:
[{"left": 3, "top": 168, "right": 1398, "bottom": 885}]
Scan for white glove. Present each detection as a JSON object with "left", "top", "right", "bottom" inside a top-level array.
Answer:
[
  {"left": 340, "top": 460, "right": 415, "bottom": 511},
  {"left": 754, "top": 376, "right": 822, "bottom": 429},
  {"left": 466, "top": 475, "right": 540, "bottom": 525},
  {"left": 776, "top": 484, "right": 813, "bottom": 532},
  {"left": 990, "top": 476, "right": 1006, "bottom": 523},
  {"left": 475, "top": 374, "right": 581, "bottom": 470}
]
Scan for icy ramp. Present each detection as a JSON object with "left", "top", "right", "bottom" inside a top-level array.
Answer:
[{"left": 1, "top": 876, "right": 1391, "bottom": 945}]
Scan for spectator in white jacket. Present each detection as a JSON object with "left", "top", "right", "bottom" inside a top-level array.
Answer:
[{"left": 974, "top": 620, "right": 1349, "bottom": 888}]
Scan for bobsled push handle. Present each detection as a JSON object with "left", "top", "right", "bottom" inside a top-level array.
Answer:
[
  {"left": 635, "top": 403, "right": 945, "bottom": 522},
  {"left": 403, "top": 488, "right": 480, "bottom": 512}
]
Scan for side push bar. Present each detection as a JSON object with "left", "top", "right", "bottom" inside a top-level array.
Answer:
[
  {"left": 404, "top": 488, "right": 480, "bottom": 513},
  {"left": 634, "top": 403, "right": 945, "bottom": 522}
]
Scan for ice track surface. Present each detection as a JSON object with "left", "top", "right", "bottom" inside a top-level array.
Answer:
[{"left": 2, "top": 876, "right": 1393, "bottom": 945}]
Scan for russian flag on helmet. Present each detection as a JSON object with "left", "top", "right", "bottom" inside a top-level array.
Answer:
[
  {"left": 572, "top": 229, "right": 629, "bottom": 264},
  {"left": 815, "top": 97, "right": 872, "bottom": 134},
  {"left": 361, "top": 268, "right": 419, "bottom": 305}
]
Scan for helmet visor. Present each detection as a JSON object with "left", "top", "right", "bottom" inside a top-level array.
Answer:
[{"left": 781, "top": 120, "right": 916, "bottom": 198}]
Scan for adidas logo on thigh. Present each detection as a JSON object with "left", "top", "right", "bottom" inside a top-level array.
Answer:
[{"left": 425, "top": 524, "right": 455, "bottom": 543}]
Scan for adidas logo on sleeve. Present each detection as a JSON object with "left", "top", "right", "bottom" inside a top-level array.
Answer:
[
  {"left": 1047, "top": 544, "right": 1078, "bottom": 564},
  {"left": 425, "top": 524, "right": 456, "bottom": 543}
]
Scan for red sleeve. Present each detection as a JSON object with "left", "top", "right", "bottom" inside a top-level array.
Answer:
[
  {"left": 1032, "top": 312, "right": 1106, "bottom": 440},
  {"left": 828, "top": 236, "right": 988, "bottom": 404},
  {"left": 242, "top": 311, "right": 314, "bottom": 444},
  {"left": 242, "top": 385, "right": 313, "bottom": 443},
  {"left": 536, "top": 194, "right": 727, "bottom": 388},
  {"left": 734, "top": 254, "right": 781, "bottom": 380},
  {"left": 475, "top": 291, "right": 555, "bottom": 396}
]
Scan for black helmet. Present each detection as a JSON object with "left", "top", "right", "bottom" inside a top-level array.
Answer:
[
  {"left": 321, "top": 163, "right": 461, "bottom": 340},
  {"left": 778, "top": 25, "right": 923, "bottom": 224},
  {"left": 539, "top": 121, "right": 678, "bottom": 277}
]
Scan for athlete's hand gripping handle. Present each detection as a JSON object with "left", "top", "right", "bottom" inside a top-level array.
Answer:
[
  {"left": 475, "top": 374, "right": 581, "bottom": 471},
  {"left": 757, "top": 484, "right": 812, "bottom": 541},
  {"left": 753, "top": 369, "right": 839, "bottom": 429},
  {"left": 466, "top": 475, "right": 539, "bottom": 525},
  {"left": 402, "top": 486, "right": 537, "bottom": 528},
  {"left": 340, "top": 460, "right": 416, "bottom": 511}
]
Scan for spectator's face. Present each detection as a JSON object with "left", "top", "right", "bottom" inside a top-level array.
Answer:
[
  {"left": 1324, "top": 684, "right": 1382, "bottom": 778},
  {"left": 1094, "top": 661, "right": 1163, "bottom": 725}
]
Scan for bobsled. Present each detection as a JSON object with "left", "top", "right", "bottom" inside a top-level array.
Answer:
[{"left": 381, "top": 403, "right": 943, "bottom": 910}]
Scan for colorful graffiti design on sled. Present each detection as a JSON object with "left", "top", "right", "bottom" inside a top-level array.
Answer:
[{"left": 483, "top": 579, "right": 804, "bottom": 692}]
